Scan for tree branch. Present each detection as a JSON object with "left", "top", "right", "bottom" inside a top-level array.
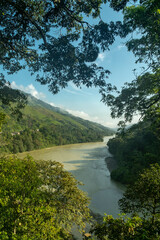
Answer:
[
  {"left": 63, "top": 6, "right": 93, "bottom": 29},
  {"left": 5, "top": 0, "right": 48, "bottom": 49}
]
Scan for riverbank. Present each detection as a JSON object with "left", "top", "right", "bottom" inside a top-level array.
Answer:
[
  {"left": 17, "top": 139, "right": 124, "bottom": 217},
  {"left": 72, "top": 210, "right": 103, "bottom": 240},
  {"left": 105, "top": 156, "right": 117, "bottom": 173}
]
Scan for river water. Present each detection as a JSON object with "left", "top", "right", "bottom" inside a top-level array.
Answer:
[{"left": 18, "top": 136, "right": 124, "bottom": 217}]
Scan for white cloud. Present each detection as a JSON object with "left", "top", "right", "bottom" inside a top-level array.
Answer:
[
  {"left": 66, "top": 109, "right": 90, "bottom": 119},
  {"left": 64, "top": 89, "right": 79, "bottom": 95},
  {"left": 65, "top": 84, "right": 93, "bottom": 96},
  {"left": 131, "top": 115, "right": 140, "bottom": 124},
  {"left": 66, "top": 109, "right": 118, "bottom": 128},
  {"left": 117, "top": 44, "right": 125, "bottom": 50},
  {"left": 49, "top": 102, "right": 56, "bottom": 107},
  {"left": 11, "top": 81, "right": 45, "bottom": 99},
  {"left": 98, "top": 53, "right": 105, "bottom": 61},
  {"left": 10, "top": 82, "right": 118, "bottom": 128}
]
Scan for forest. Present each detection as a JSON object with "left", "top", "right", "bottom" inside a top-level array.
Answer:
[
  {"left": 0, "top": 93, "right": 114, "bottom": 154},
  {"left": 0, "top": 0, "right": 160, "bottom": 239},
  {"left": 107, "top": 121, "right": 160, "bottom": 184}
]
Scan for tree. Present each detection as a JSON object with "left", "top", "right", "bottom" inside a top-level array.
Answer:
[
  {"left": 105, "top": 69, "right": 160, "bottom": 129},
  {"left": 2, "top": 0, "right": 159, "bottom": 122},
  {"left": 104, "top": 0, "right": 160, "bottom": 187},
  {"left": 123, "top": 0, "right": 160, "bottom": 69},
  {"left": 91, "top": 214, "right": 160, "bottom": 240},
  {"left": 0, "top": 0, "right": 126, "bottom": 96},
  {"left": 0, "top": 0, "right": 129, "bottom": 131},
  {"left": 102, "top": 0, "right": 160, "bottom": 127},
  {"left": 0, "top": 74, "right": 27, "bottom": 129},
  {"left": 119, "top": 164, "right": 160, "bottom": 223},
  {"left": 107, "top": 121, "right": 160, "bottom": 184},
  {"left": 0, "top": 112, "right": 5, "bottom": 132},
  {"left": 0, "top": 155, "right": 90, "bottom": 239},
  {"left": 91, "top": 165, "right": 160, "bottom": 239}
]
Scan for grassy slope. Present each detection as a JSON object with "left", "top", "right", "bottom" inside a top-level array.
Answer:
[
  {"left": 1, "top": 94, "right": 114, "bottom": 153},
  {"left": 3, "top": 93, "right": 113, "bottom": 134}
]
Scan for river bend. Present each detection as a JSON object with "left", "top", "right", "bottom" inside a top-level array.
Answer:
[{"left": 18, "top": 136, "right": 124, "bottom": 217}]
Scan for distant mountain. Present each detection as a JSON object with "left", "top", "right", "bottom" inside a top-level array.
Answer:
[
  {"left": 1, "top": 93, "right": 115, "bottom": 153},
  {"left": 26, "top": 94, "right": 69, "bottom": 115}
]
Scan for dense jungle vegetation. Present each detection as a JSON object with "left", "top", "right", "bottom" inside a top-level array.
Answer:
[
  {"left": 107, "top": 122, "right": 160, "bottom": 184},
  {"left": 0, "top": 0, "right": 160, "bottom": 239},
  {"left": 104, "top": 0, "right": 160, "bottom": 186},
  {"left": 0, "top": 93, "right": 114, "bottom": 154}
]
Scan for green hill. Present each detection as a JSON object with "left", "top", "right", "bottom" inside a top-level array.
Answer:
[
  {"left": 107, "top": 121, "right": 160, "bottom": 184},
  {"left": 0, "top": 93, "right": 114, "bottom": 153}
]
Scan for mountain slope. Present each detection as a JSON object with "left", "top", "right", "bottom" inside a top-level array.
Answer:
[{"left": 1, "top": 93, "right": 115, "bottom": 153}]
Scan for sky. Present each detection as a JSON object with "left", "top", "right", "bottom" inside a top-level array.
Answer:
[{"left": 2, "top": 3, "right": 143, "bottom": 128}]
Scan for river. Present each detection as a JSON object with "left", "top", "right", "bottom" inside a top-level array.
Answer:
[{"left": 18, "top": 136, "right": 124, "bottom": 217}]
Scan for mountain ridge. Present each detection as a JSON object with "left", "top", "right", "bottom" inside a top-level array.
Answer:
[
  {"left": 26, "top": 93, "right": 113, "bottom": 130},
  {"left": 1, "top": 93, "right": 115, "bottom": 153}
]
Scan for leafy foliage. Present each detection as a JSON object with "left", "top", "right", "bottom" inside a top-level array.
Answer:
[
  {"left": 0, "top": 0, "right": 125, "bottom": 96},
  {"left": 105, "top": 0, "right": 160, "bottom": 188},
  {"left": 0, "top": 0, "right": 129, "bottom": 135},
  {"left": 0, "top": 155, "right": 90, "bottom": 239},
  {"left": 123, "top": 0, "right": 160, "bottom": 69},
  {"left": 103, "top": 0, "right": 160, "bottom": 126},
  {"left": 91, "top": 214, "right": 160, "bottom": 239},
  {"left": 0, "top": 74, "right": 27, "bottom": 129},
  {"left": 91, "top": 164, "right": 160, "bottom": 239},
  {"left": 107, "top": 121, "right": 160, "bottom": 184},
  {"left": 119, "top": 164, "right": 160, "bottom": 222},
  {"left": 0, "top": 113, "right": 5, "bottom": 132},
  {"left": 105, "top": 69, "right": 160, "bottom": 128},
  {"left": 91, "top": 165, "right": 160, "bottom": 239},
  {"left": 0, "top": 93, "right": 114, "bottom": 153}
]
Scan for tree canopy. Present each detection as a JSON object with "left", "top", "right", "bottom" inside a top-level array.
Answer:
[
  {"left": 105, "top": 0, "right": 160, "bottom": 190},
  {"left": 1, "top": 1, "right": 160, "bottom": 238},
  {"left": 0, "top": 155, "right": 90, "bottom": 239},
  {"left": 107, "top": 121, "right": 160, "bottom": 184},
  {"left": 0, "top": 0, "right": 126, "bottom": 95},
  {"left": 1, "top": 0, "right": 159, "bottom": 122},
  {"left": 106, "top": 70, "right": 160, "bottom": 127},
  {"left": 123, "top": 0, "right": 160, "bottom": 69},
  {"left": 0, "top": 0, "right": 129, "bottom": 128},
  {"left": 91, "top": 213, "right": 160, "bottom": 239},
  {"left": 119, "top": 164, "right": 160, "bottom": 223},
  {"left": 103, "top": 0, "right": 160, "bottom": 127},
  {"left": 91, "top": 164, "right": 160, "bottom": 239}
]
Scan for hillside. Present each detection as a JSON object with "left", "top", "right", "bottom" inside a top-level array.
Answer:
[
  {"left": 107, "top": 121, "right": 160, "bottom": 184},
  {"left": 0, "top": 93, "right": 114, "bottom": 153}
]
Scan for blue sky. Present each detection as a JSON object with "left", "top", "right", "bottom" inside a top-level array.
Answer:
[{"left": 2, "top": 4, "right": 142, "bottom": 128}]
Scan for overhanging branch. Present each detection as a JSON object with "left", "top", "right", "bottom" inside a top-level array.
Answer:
[{"left": 5, "top": 0, "right": 48, "bottom": 49}]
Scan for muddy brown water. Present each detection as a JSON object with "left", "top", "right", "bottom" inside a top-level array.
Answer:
[{"left": 18, "top": 136, "right": 124, "bottom": 217}]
